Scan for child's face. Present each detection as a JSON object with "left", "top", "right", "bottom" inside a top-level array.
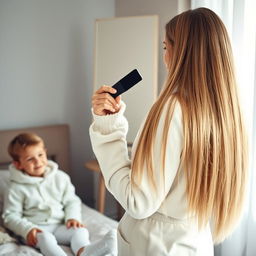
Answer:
[{"left": 14, "top": 142, "right": 48, "bottom": 177}]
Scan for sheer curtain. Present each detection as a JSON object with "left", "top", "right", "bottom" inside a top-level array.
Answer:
[{"left": 191, "top": 1, "right": 256, "bottom": 256}]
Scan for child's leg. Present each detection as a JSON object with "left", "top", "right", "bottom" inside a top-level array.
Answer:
[
  {"left": 78, "top": 230, "right": 117, "bottom": 256},
  {"left": 52, "top": 225, "right": 117, "bottom": 256},
  {"left": 70, "top": 228, "right": 91, "bottom": 255},
  {"left": 53, "top": 225, "right": 90, "bottom": 246},
  {"left": 36, "top": 231, "right": 67, "bottom": 256}
]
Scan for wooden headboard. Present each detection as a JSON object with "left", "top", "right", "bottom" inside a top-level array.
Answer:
[{"left": 0, "top": 124, "right": 70, "bottom": 172}]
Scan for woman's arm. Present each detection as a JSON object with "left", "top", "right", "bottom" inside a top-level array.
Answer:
[{"left": 89, "top": 95, "right": 183, "bottom": 219}]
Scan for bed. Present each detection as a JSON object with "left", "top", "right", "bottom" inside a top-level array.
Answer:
[{"left": 0, "top": 124, "right": 118, "bottom": 255}]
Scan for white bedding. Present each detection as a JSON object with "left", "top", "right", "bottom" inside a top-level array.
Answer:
[{"left": 0, "top": 171, "right": 118, "bottom": 256}]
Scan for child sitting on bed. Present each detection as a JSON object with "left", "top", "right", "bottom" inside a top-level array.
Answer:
[{"left": 2, "top": 133, "right": 117, "bottom": 256}]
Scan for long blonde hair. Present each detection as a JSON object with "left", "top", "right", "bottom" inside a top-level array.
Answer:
[{"left": 132, "top": 8, "right": 248, "bottom": 243}]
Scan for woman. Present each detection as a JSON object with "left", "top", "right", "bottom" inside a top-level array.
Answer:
[{"left": 89, "top": 7, "right": 248, "bottom": 256}]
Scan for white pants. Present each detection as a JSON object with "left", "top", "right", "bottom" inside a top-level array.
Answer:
[{"left": 36, "top": 224, "right": 90, "bottom": 256}]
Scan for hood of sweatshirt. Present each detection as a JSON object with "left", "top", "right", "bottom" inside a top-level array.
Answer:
[{"left": 8, "top": 160, "right": 58, "bottom": 184}]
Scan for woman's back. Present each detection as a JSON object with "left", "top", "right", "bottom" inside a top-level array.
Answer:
[{"left": 132, "top": 7, "right": 248, "bottom": 243}]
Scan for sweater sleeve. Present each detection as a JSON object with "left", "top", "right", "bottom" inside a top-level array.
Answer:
[
  {"left": 2, "top": 186, "right": 38, "bottom": 239},
  {"left": 61, "top": 173, "right": 82, "bottom": 222},
  {"left": 89, "top": 101, "right": 183, "bottom": 219}
]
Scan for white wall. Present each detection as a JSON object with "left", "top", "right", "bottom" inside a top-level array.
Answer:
[{"left": 0, "top": 0, "right": 115, "bottom": 206}]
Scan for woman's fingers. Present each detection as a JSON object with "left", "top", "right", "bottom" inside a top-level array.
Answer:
[
  {"left": 92, "top": 92, "right": 119, "bottom": 109},
  {"left": 92, "top": 85, "right": 120, "bottom": 116},
  {"left": 116, "top": 95, "right": 121, "bottom": 104},
  {"left": 95, "top": 85, "right": 116, "bottom": 94},
  {"left": 93, "top": 103, "right": 116, "bottom": 114},
  {"left": 93, "top": 86, "right": 117, "bottom": 103}
]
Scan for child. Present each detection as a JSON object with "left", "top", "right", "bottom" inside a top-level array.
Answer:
[{"left": 2, "top": 133, "right": 117, "bottom": 256}]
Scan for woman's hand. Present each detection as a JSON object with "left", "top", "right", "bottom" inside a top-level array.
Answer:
[
  {"left": 66, "top": 219, "right": 85, "bottom": 229},
  {"left": 26, "top": 228, "right": 42, "bottom": 247},
  {"left": 92, "top": 85, "right": 121, "bottom": 116}
]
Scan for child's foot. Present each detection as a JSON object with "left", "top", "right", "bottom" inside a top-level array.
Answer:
[{"left": 81, "top": 230, "right": 117, "bottom": 256}]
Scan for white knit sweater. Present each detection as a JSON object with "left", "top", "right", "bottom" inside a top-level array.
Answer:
[{"left": 89, "top": 101, "right": 189, "bottom": 220}]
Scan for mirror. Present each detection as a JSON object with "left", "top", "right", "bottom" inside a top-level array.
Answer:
[{"left": 94, "top": 15, "right": 159, "bottom": 143}]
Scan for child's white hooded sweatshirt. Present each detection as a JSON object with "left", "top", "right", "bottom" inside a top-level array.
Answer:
[{"left": 2, "top": 160, "right": 81, "bottom": 240}]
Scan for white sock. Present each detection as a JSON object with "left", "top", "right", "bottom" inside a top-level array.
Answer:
[
  {"left": 81, "top": 230, "right": 117, "bottom": 256},
  {"left": 71, "top": 228, "right": 90, "bottom": 255},
  {"left": 37, "top": 231, "right": 67, "bottom": 256}
]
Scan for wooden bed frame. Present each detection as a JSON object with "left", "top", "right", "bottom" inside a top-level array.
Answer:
[{"left": 0, "top": 124, "right": 70, "bottom": 172}]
